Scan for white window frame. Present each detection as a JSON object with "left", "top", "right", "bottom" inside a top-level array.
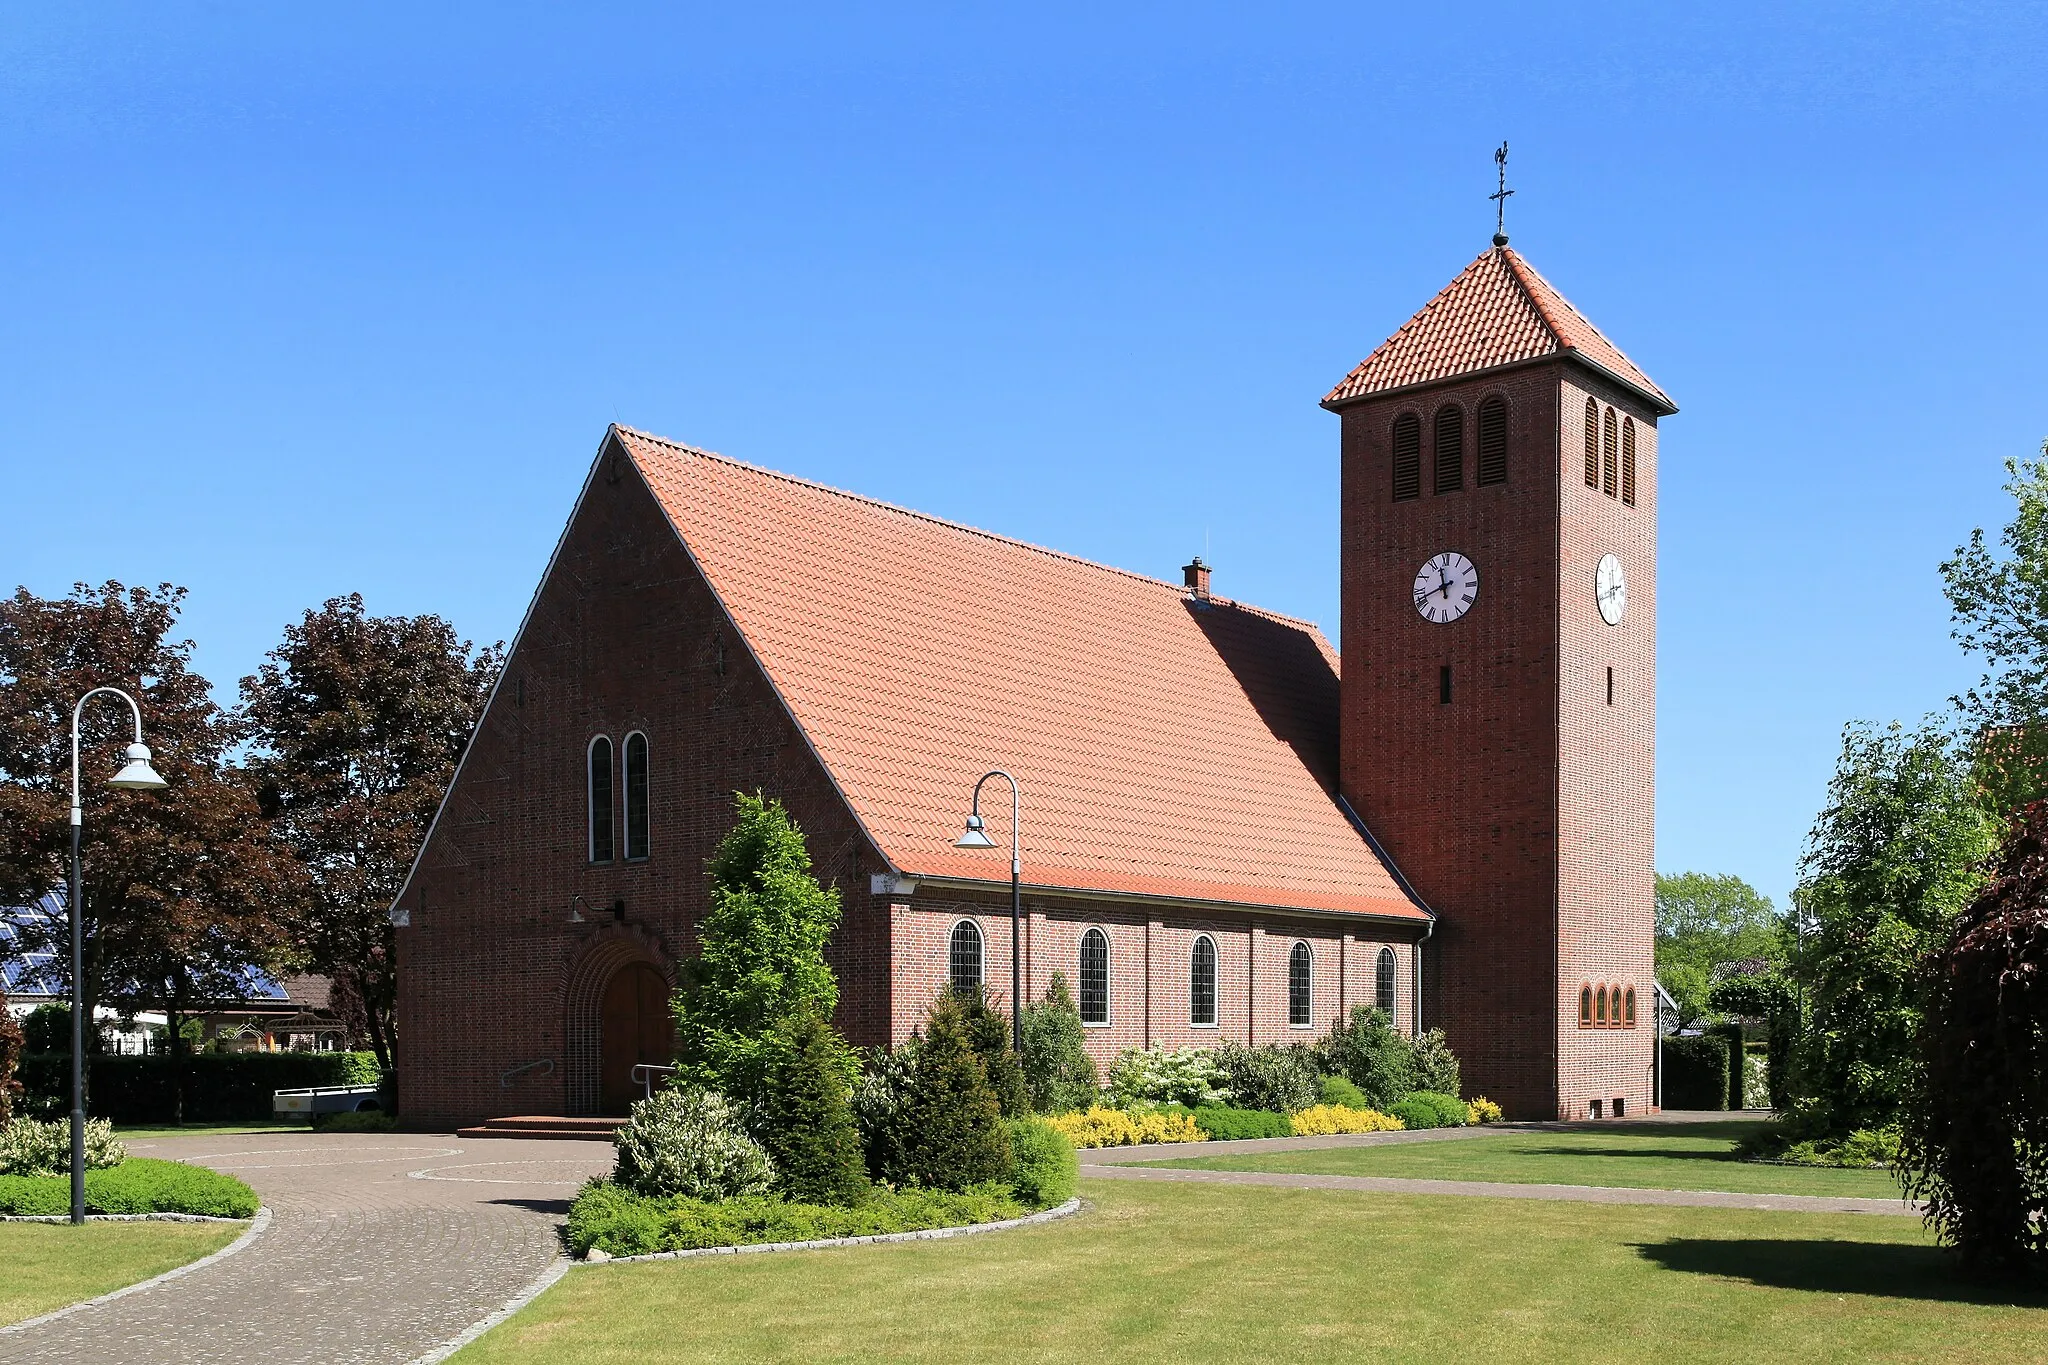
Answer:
[
  {"left": 1078, "top": 926, "right": 1111, "bottom": 1027},
  {"left": 948, "top": 919, "right": 984, "bottom": 997},
  {"left": 1189, "top": 934, "right": 1218, "bottom": 1028},
  {"left": 1287, "top": 940, "right": 1314, "bottom": 1028}
]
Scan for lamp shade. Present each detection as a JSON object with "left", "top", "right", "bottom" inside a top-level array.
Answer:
[
  {"left": 107, "top": 743, "right": 168, "bottom": 790},
  {"left": 953, "top": 813, "right": 997, "bottom": 849}
]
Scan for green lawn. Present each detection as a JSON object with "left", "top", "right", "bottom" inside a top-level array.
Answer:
[
  {"left": 455, "top": 1180, "right": 2043, "bottom": 1364},
  {"left": 1137, "top": 1121, "right": 1906, "bottom": 1199},
  {"left": 0, "top": 1221, "right": 242, "bottom": 1326},
  {"left": 116, "top": 1120, "right": 303, "bottom": 1140}
]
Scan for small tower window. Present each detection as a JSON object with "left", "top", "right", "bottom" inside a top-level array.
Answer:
[
  {"left": 1583, "top": 398, "right": 1600, "bottom": 488},
  {"left": 1190, "top": 935, "right": 1218, "bottom": 1026},
  {"left": 1375, "top": 946, "right": 1397, "bottom": 1017},
  {"left": 1476, "top": 396, "right": 1508, "bottom": 486},
  {"left": 623, "top": 731, "right": 650, "bottom": 861},
  {"left": 1606, "top": 666, "right": 1614, "bottom": 706},
  {"left": 1621, "top": 417, "right": 1638, "bottom": 507},
  {"left": 1079, "top": 928, "right": 1110, "bottom": 1025},
  {"left": 1623, "top": 986, "right": 1638, "bottom": 1028},
  {"left": 1580, "top": 984, "right": 1593, "bottom": 1027},
  {"left": 1595, "top": 984, "right": 1609, "bottom": 1026},
  {"left": 1391, "top": 413, "right": 1422, "bottom": 503},
  {"left": 1601, "top": 407, "right": 1619, "bottom": 498},
  {"left": 949, "top": 920, "right": 984, "bottom": 996},
  {"left": 1439, "top": 664, "right": 1452, "bottom": 705},
  {"left": 1434, "top": 405, "right": 1464, "bottom": 494},
  {"left": 1288, "top": 941, "right": 1313, "bottom": 1026},
  {"left": 587, "top": 736, "right": 615, "bottom": 864}
]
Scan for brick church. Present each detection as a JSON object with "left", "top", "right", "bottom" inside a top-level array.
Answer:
[{"left": 390, "top": 238, "right": 1671, "bottom": 1126}]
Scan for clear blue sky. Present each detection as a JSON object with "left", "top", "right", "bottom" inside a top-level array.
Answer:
[{"left": 5, "top": 4, "right": 2044, "bottom": 909}]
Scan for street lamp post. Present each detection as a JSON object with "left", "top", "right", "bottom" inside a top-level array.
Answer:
[
  {"left": 953, "top": 770, "right": 1022, "bottom": 1052},
  {"left": 67, "top": 687, "right": 168, "bottom": 1225}
]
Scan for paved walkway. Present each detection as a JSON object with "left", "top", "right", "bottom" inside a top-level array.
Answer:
[{"left": 0, "top": 1131, "right": 614, "bottom": 1365}]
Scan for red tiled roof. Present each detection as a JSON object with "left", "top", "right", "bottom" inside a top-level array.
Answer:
[
  {"left": 615, "top": 427, "right": 1425, "bottom": 922},
  {"left": 1323, "top": 246, "right": 1674, "bottom": 413}
]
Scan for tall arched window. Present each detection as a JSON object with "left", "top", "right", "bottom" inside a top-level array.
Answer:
[
  {"left": 1079, "top": 928, "right": 1110, "bottom": 1025},
  {"left": 1595, "top": 984, "right": 1609, "bottom": 1026},
  {"left": 1391, "top": 412, "right": 1422, "bottom": 502},
  {"left": 1288, "top": 942, "right": 1313, "bottom": 1026},
  {"left": 1580, "top": 984, "right": 1594, "bottom": 1027},
  {"left": 1621, "top": 418, "right": 1638, "bottom": 507},
  {"left": 1375, "top": 946, "right": 1397, "bottom": 1016},
  {"left": 1623, "top": 986, "right": 1637, "bottom": 1028},
  {"left": 623, "top": 732, "right": 650, "bottom": 861},
  {"left": 1601, "top": 407, "right": 1619, "bottom": 497},
  {"left": 587, "top": 735, "right": 615, "bottom": 864},
  {"left": 1190, "top": 935, "right": 1217, "bottom": 1026},
  {"left": 1583, "top": 397, "right": 1600, "bottom": 487},
  {"left": 1433, "top": 405, "right": 1465, "bottom": 494},
  {"left": 949, "top": 920, "right": 983, "bottom": 996},
  {"left": 1476, "top": 396, "right": 1509, "bottom": 486}
]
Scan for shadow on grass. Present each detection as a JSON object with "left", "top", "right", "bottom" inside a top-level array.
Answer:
[
  {"left": 1636, "top": 1238, "right": 2048, "bottom": 1306},
  {"left": 1520, "top": 1145, "right": 1769, "bottom": 1164}
]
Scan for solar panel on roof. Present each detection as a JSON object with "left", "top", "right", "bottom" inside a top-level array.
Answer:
[{"left": 1, "top": 892, "right": 291, "bottom": 1003}]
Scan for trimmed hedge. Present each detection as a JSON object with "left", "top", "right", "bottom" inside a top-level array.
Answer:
[
  {"left": 1392, "top": 1091, "right": 1468, "bottom": 1130},
  {"left": 1661, "top": 1035, "right": 1729, "bottom": 1111},
  {"left": 1004, "top": 1118, "right": 1078, "bottom": 1209},
  {"left": 17, "top": 1051, "right": 380, "bottom": 1125},
  {"left": 564, "top": 1180, "right": 1027, "bottom": 1257},
  {"left": 1190, "top": 1106, "right": 1294, "bottom": 1141},
  {"left": 0, "top": 1157, "right": 258, "bottom": 1218}
]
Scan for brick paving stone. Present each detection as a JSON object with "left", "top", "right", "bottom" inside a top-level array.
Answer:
[{"left": 0, "top": 1131, "right": 614, "bottom": 1365}]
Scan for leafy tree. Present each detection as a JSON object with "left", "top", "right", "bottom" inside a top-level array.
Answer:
[
  {"left": 757, "top": 1009, "right": 870, "bottom": 1205},
  {"left": 1901, "top": 800, "right": 2048, "bottom": 1279},
  {"left": 240, "top": 594, "right": 500, "bottom": 1069},
  {"left": 0, "top": 987, "right": 22, "bottom": 1126},
  {"left": 1654, "top": 871, "right": 1785, "bottom": 1027},
  {"left": 1020, "top": 973, "right": 1097, "bottom": 1114},
  {"left": 1708, "top": 969, "right": 1801, "bottom": 1109},
  {"left": 1314, "top": 1005, "right": 1417, "bottom": 1111},
  {"left": 0, "top": 583, "right": 302, "bottom": 1089},
  {"left": 954, "top": 985, "right": 1029, "bottom": 1118},
  {"left": 869, "top": 992, "right": 1012, "bottom": 1191},
  {"left": 1790, "top": 721, "right": 1998, "bottom": 1134},
  {"left": 672, "top": 793, "right": 848, "bottom": 1110}
]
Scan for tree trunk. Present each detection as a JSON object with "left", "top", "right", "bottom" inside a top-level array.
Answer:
[{"left": 359, "top": 974, "right": 393, "bottom": 1072}]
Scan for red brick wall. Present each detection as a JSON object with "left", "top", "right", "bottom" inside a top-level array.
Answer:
[{"left": 394, "top": 439, "right": 888, "bottom": 1127}]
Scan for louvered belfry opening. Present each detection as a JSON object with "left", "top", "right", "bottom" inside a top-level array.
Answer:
[
  {"left": 1583, "top": 397, "right": 1600, "bottom": 488},
  {"left": 1621, "top": 417, "right": 1638, "bottom": 506},
  {"left": 1433, "top": 405, "right": 1464, "bottom": 494},
  {"left": 1476, "top": 396, "right": 1508, "bottom": 486},
  {"left": 1601, "top": 406, "right": 1619, "bottom": 498},
  {"left": 1390, "top": 412, "right": 1422, "bottom": 502}
]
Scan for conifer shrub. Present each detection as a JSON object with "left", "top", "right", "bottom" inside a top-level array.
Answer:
[
  {"left": 612, "top": 1088, "right": 776, "bottom": 1201},
  {"left": 1318, "top": 1074, "right": 1370, "bottom": 1110},
  {"left": 757, "top": 1010, "right": 870, "bottom": 1206},
  {"left": 956, "top": 986, "right": 1031, "bottom": 1118},
  {"left": 1021, "top": 973, "right": 1098, "bottom": 1114},
  {"left": 870, "top": 993, "right": 1013, "bottom": 1191},
  {"left": 1190, "top": 1106, "right": 1293, "bottom": 1140},
  {"left": 1004, "top": 1117, "right": 1078, "bottom": 1208},
  {"left": 1212, "top": 1042, "right": 1319, "bottom": 1113}
]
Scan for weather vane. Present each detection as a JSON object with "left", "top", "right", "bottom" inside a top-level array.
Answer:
[{"left": 1490, "top": 141, "right": 1514, "bottom": 247}]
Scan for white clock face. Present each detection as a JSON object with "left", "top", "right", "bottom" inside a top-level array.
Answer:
[
  {"left": 1414, "top": 552, "right": 1478, "bottom": 624},
  {"left": 1596, "top": 553, "right": 1627, "bottom": 625}
]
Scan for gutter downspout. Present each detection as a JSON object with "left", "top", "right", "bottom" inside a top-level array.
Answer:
[{"left": 1335, "top": 795, "right": 1438, "bottom": 1034}]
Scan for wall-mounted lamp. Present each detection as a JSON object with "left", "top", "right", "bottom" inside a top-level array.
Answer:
[{"left": 569, "top": 894, "right": 592, "bottom": 925}]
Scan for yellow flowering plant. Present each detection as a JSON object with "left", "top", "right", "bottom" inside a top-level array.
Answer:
[{"left": 1287, "top": 1104, "right": 1404, "bottom": 1136}]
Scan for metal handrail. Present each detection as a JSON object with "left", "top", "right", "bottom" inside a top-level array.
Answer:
[
  {"left": 631, "top": 1063, "right": 677, "bottom": 1100},
  {"left": 500, "top": 1058, "right": 555, "bottom": 1090}
]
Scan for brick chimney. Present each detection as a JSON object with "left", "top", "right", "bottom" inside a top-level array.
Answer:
[{"left": 1182, "top": 556, "right": 1211, "bottom": 600}]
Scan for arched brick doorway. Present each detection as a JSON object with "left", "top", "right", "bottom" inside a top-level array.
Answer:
[
  {"left": 561, "top": 931, "right": 673, "bottom": 1116},
  {"left": 599, "top": 962, "right": 673, "bottom": 1115}
]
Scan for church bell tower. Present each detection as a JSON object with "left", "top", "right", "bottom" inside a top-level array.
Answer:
[{"left": 1326, "top": 234, "right": 1675, "bottom": 1120}]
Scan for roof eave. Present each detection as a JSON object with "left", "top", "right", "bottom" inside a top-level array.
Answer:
[
  {"left": 1319, "top": 349, "right": 1676, "bottom": 417},
  {"left": 898, "top": 872, "right": 1431, "bottom": 930}
]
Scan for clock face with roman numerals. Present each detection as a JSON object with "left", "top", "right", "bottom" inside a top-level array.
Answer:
[{"left": 1414, "top": 552, "right": 1479, "bottom": 624}]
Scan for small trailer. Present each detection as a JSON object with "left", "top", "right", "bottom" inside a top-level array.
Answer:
[{"left": 274, "top": 1084, "right": 385, "bottom": 1123}]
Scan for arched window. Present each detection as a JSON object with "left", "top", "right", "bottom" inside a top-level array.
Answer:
[
  {"left": 1433, "top": 405, "right": 1464, "bottom": 494},
  {"left": 1391, "top": 413, "right": 1422, "bottom": 502},
  {"left": 623, "top": 732, "right": 650, "bottom": 861},
  {"left": 1079, "top": 928, "right": 1110, "bottom": 1025},
  {"left": 1601, "top": 407, "right": 1619, "bottom": 497},
  {"left": 587, "top": 736, "right": 615, "bottom": 864},
  {"left": 1375, "top": 946, "right": 1397, "bottom": 1016},
  {"left": 949, "top": 920, "right": 984, "bottom": 996},
  {"left": 1190, "top": 935, "right": 1217, "bottom": 1026},
  {"left": 1623, "top": 986, "right": 1637, "bottom": 1028},
  {"left": 1580, "top": 984, "right": 1593, "bottom": 1026},
  {"left": 1621, "top": 418, "right": 1638, "bottom": 507},
  {"left": 1583, "top": 397, "right": 1600, "bottom": 488},
  {"left": 1476, "top": 396, "right": 1509, "bottom": 486},
  {"left": 1595, "top": 984, "right": 1609, "bottom": 1026},
  {"left": 1288, "top": 942, "right": 1313, "bottom": 1027}
]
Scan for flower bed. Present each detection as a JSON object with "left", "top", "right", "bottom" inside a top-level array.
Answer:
[
  {"left": 566, "top": 1181, "right": 1032, "bottom": 1258},
  {"left": 1045, "top": 1106, "right": 1205, "bottom": 1149},
  {"left": 0, "top": 1158, "right": 259, "bottom": 1218},
  {"left": 1289, "top": 1104, "right": 1404, "bottom": 1135}
]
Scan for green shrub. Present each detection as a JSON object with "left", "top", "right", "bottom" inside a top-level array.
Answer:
[
  {"left": 564, "top": 1180, "right": 1027, "bottom": 1257},
  {"left": 612, "top": 1088, "right": 776, "bottom": 1200},
  {"left": 1408, "top": 1030, "right": 1461, "bottom": 1098},
  {"left": 1388, "top": 1097, "right": 1440, "bottom": 1130},
  {"left": 1662, "top": 1034, "right": 1730, "bottom": 1111},
  {"left": 312, "top": 1110, "right": 395, "bottom": 1132},
  {"left": 14, "top": 1050, "right": 381, "bottom": 1124},
  {"left": 956, "top": 987, "right": 1031, "bottom": 1118},
  {"left": 1315, "top": 1007, "right": 1416, "bottom": 1110},
  {"left": 756, "top": 1010, "right": 870, "bottom": 1206},
  {"left": 870, "top": 994, "right": 1013, "bottom": 1191},
  {"left": 1190, "top": 1106, "right": 1293, "bottom": 1141},
  {"left": 1212, "top": 1043, "right": 1319, "bottom": 1114},
  {"left": 1004, "top": 1117, "right": 1078, "bottom": 1208},
  {"left": 0, "top": 1116, "right": 124, "bottom": 1175},
  {"left": 1318, "top": 1075, "right": 1369, "bottom": 1109},
  {"left": 1402, "top": 1091, "right": 1468, "bottom": 1128},
  {"left": 1020, "top": 974, "right": 1098, "bottom": 1114},
  {"left": 0, "top": 1157, "right": 257, "bottom": 1218},
  {"left": 1106, "top": 1046, "right": 1229, "bottom": 1108}
]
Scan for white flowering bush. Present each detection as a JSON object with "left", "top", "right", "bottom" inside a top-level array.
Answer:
[
  {"left": 611, "top": 1087, "right": 775, "bottom": 1200},
  {"left": 1105, "top": 1046, "right": 1231, "bottom": 1108},
  {"left": 0, "top": 1116, "right": 125, "bottom": 1176}
]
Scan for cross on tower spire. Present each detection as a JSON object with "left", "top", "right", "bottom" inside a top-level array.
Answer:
[{"left": 1490, "top": 141, "right": 1514, "bottom": 247}]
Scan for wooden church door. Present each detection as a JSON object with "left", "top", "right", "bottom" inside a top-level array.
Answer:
[{"left": 598, "top": 963, "right": 673, "bottom": 1115}]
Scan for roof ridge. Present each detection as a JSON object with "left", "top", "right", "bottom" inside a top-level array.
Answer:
[
  {"left": 610, "top": 424, "right": 1330, "bottom": 636},
  {"left": 1496, "top": 246, "right": 1569, "bottom": 350}
]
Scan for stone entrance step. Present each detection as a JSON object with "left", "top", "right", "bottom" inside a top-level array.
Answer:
[{"left": 457, "top": 1114, "right": 626, "bottom": 1142}]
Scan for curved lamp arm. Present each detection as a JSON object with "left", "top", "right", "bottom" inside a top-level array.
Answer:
[
  {"left": 968, "top": 769, "right": 1021, "bottom": 874},
  {"left": 71, "top": 686, "right": 158, "bottom": 825}
]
